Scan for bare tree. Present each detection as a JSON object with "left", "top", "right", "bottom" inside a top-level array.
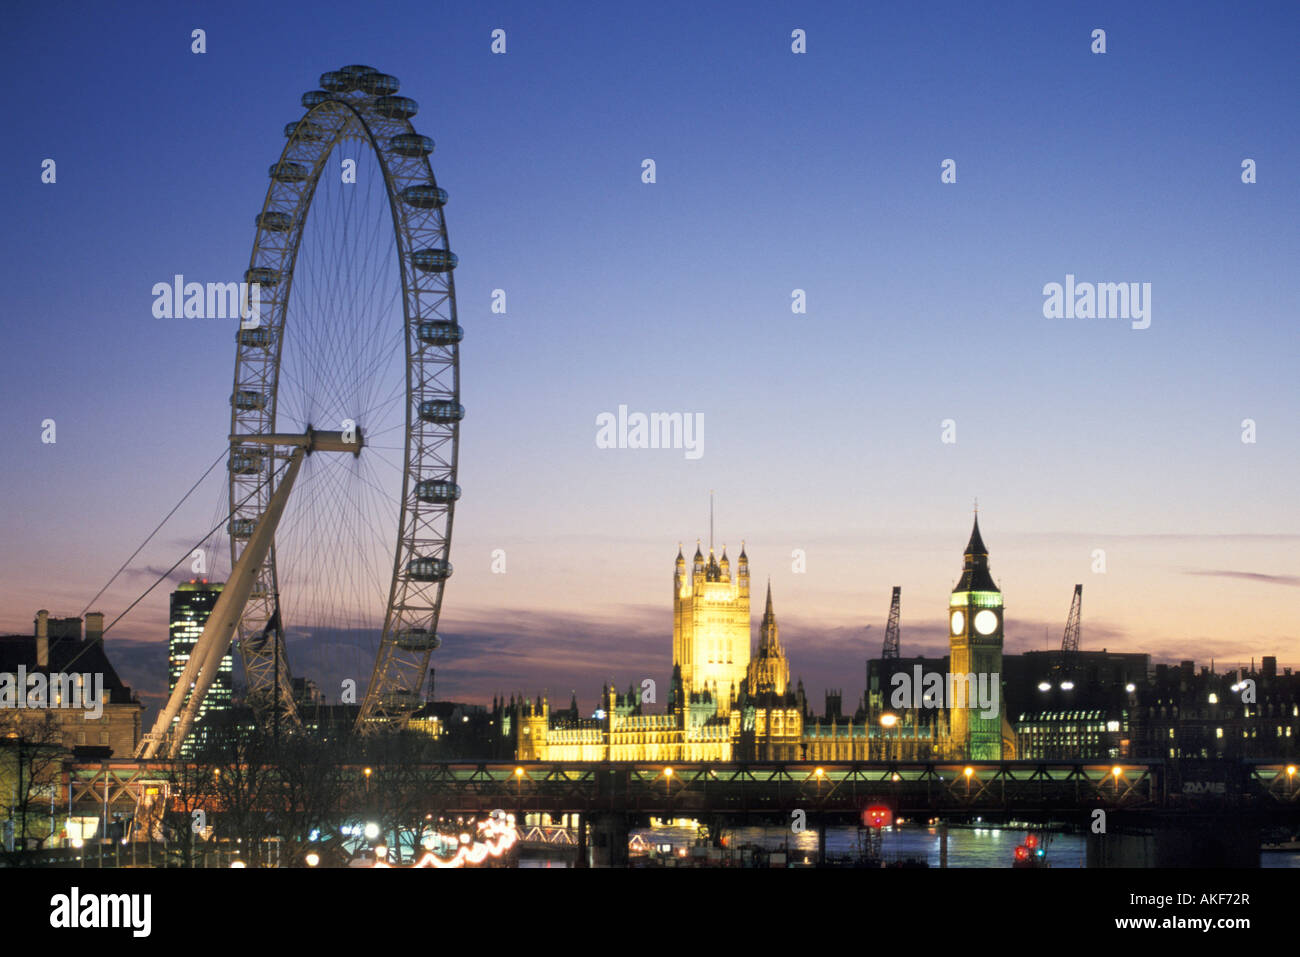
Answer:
[{"left": 0, "top": 712, "right": 66, "bottom": 863}]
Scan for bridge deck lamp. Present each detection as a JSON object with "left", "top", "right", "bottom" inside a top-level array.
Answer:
[{"left": 963, "top": 766, "right": 974, "bottom": 778}]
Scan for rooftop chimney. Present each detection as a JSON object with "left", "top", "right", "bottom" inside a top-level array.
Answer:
[
  {"left": 35, "top": 609, "right": 49, "bottom": 668},
  {"left": 86, "top": 611, "right": 105, "bottom": 645}
]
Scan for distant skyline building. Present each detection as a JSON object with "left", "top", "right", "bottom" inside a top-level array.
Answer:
[{"left": 168, "top": 580, "right": 231, "bottom": 732}]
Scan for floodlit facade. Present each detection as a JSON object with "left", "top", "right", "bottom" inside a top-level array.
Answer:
[{"left": 514, "top": 521, "right": 1015, "bottom": 762}]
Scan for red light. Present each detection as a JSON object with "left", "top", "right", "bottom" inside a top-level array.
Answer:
[
  {"left": 1014, "top": 845, "right": 1029, "bottom": 861},
  {"left": 863, "top": 805, "right": 891, "bottom": 828},
  {"left": 1024, "top": 834, "right": 1038, "bottom": 849}
]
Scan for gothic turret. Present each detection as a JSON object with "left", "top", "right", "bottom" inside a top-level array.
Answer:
[{"left": 746, "top": 582, "right": 790, "bottom": 695}]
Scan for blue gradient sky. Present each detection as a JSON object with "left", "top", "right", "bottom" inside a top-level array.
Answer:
[{"left": 2, "top": 1, "right": 1297, "bottom": 711}]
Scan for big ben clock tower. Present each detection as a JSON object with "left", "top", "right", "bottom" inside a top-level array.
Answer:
[{"left": 948, "top": 512, "right": 1006, "bottom": 759}]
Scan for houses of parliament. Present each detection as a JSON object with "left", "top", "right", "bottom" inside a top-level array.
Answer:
[{"left": 510, "top": 517, "right": 1018, "bottom": 762}]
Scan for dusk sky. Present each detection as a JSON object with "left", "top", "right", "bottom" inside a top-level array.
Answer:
[{"left": 2, "top": 1, "right": 1297, "bottom": 714}]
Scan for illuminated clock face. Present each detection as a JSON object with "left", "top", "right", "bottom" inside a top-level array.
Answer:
[
  {"left": 950, "top": 611, "right": 965, "bottom": 634},
  {"left": 974, "top": 609, "right": 999, "bottom": 636}
]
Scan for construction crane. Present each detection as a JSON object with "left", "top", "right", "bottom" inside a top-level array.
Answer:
[
  {"left": 882, "top": 586, "right": 901, "bottom": 659},
  {"left": 1057, "top": 584, "right": 1082, "bottom": 677}
]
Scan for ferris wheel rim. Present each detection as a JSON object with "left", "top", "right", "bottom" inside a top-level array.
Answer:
[{"left": 227, "top": 68, "right": 461, "bottom": 731}]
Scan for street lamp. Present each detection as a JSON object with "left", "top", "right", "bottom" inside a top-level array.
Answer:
[{"left": 880, "top": 713, "right": 898, "bottom": 762}]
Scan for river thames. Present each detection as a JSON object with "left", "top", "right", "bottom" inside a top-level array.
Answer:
[{"left": 520, "top": 822, "right": 1300, "bottom": 868}]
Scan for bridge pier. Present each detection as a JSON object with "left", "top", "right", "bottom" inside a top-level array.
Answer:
[
  {"left": 589, "top": 813, "right": 629, "bottom": 868},
  {"left": 575, "top": 813, "right": 587, "bottom": 868},
  {"left": 1087, "top": 813, "right": 1261, "bottom": 868}
]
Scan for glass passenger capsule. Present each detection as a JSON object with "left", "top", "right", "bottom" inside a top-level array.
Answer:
[
  {"left": 415, "top": 480, "right": 461, "bottom": 504},
  {"left": 400, "top": 184, "right": 447, "bottom": 208},
  {"left": 358, "top": 72, "right": 400, "bottom": 96},
  {"left": 269, "top": 161, "right": 309, "bottom": 182},
  {"left": 389, "top": 133, "right": 434, "bottom": 157},
  {"left": 375, "top": 96, "right": 419, "bottom": 120},
  {"left": 339, "top": 64, "right": 377, "bottom": 78},
  {"left": 228, "top": 452, "right": 264, "bottom": 474},
  {"left": 231, "top": 390, "right": 267, "bottom": 411},
  {"left": 239, "top": 327, "right": 273, "bottom": 348},
  {"left": 245, "top": 267, "right": 280, "bottom": 286},
  {"left": 419, "top": 400, "right": 465, "bottom": 423},
  {"left": 229, "top": 518, "right": 257, "bottom": 539},
  {"left": 407, "top": 557, "right": 453, "bottom": 581},
  {"left": 256, "top": 211, "right": 294, "bottom": 232},
  {"left": 319, "top": 71, "right": 354, "bottom": 93},
  {"left": 284, "top": 120, "right": 327, "bottom": 141},
  {"left": 301, "top": 90, "right": 332, "bottom": 108},
  {"left": 412, "top": 248, "right": 458, "bottom": 272},
  {"left": 417, "top": 321, "right": 463, "bottom": 345},
  {"left": 394, "top": 628, "right": 441, "bottom": 652},
  {"left": 379, "top": 690, "right": 419, "bottom": 711}
]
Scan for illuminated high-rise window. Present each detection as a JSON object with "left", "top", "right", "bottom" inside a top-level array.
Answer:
[{"left": 168, "top": 580, "right": 232, "bottom": 738}]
